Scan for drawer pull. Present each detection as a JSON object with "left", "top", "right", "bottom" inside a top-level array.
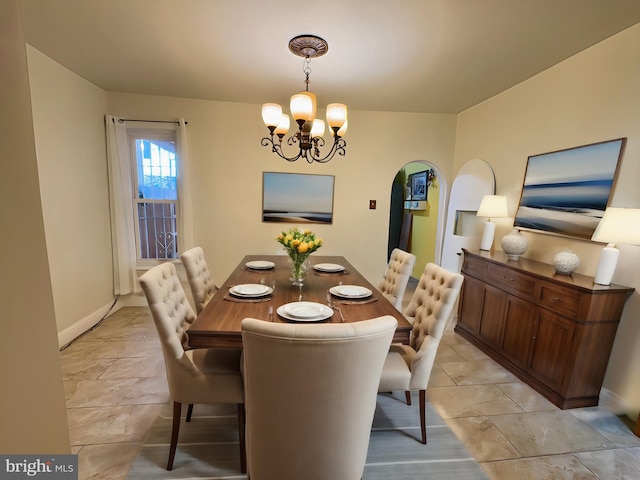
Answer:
[
  {"left": 502, "top": 276, "right": 515, "bottom": 282},
  {"left": 551, "top": 297, "right": 561, "bottom": 302}
]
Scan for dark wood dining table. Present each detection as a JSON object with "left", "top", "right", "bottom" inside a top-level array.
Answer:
[{"left": 187, "top": 255, "right": 412, "bottom": 349}]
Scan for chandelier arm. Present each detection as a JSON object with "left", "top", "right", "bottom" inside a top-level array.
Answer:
[
  {"left": 261, "top": 135, "right": 303, "bottom": 162},
  {"left": 308, "top": 137, "right": 347, "bottom": 163}
]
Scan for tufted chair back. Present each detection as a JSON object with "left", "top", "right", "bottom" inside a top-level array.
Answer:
[
  {"left": 379, "top": 262, "right": 463, "bottom": 444},
  {"left": 139, "top": 262, "right": 201, "bottom": 393},
  {"left": 378, "top": 248, "right": 417, "bottom": 310},
  {"left": 181, "top": 246, "right": 218, "bottom": 314},
  {"left": 405, "top": 263, "right": 464, "bottom": 381},
  {"left": 139, "top": 261, "right": 245, "bottom": 472},
  {"left": 242, "top": 316, "right": 397, "bottom": 480}
]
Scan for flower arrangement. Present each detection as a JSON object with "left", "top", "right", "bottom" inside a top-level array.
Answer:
[{"left": 276, "top": 227, "right": 323, "bottom": 284}]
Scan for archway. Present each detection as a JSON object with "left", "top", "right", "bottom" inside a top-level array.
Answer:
[{"left": 387, "top": 160, "right": 448, "bottom": 278}]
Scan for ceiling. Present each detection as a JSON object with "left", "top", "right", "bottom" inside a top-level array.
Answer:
[{"left": 20, "top": 0, "right": 640, "bottom": 114}]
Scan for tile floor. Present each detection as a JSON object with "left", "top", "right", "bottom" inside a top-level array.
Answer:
[{"left": 59, "top": 281, "right": 640, "bottom": 480}]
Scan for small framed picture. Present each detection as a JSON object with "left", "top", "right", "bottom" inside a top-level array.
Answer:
[{"left": 410, "top": 171, "right": 428, "bottom": 201}]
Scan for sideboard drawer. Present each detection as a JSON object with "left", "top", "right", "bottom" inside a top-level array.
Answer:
[
  {"left": 462, "top": 255, "right": 487, "bottom": 281},
  {"left": 486, "top": 263, "right": 536, "bottom": 301},
  {"left": 538, "top": 281, "right": 582, "bottom": 319}
]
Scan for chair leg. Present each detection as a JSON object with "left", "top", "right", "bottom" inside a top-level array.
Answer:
[
  {"left": 167, "top": 401, "right": 182, "bottom": 470},
  {"left": 405, "top": 391, "right": 411, "bottom": 405},
  {"left": 238, "top": 403, "right": 246, "bottom": 474},
  {"left": 419, "top": 389, "right": 427, "bottom": 444},
  {"left": 186, "top": 403, "right": 194, "bottom": 422}
]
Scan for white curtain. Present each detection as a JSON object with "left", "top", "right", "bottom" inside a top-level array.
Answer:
[
  {"left": 105, "top": 115, "right": 138, "bottom": 295},
  {"left": 177, "top": 118, "right": 194, "bottom": 253}
]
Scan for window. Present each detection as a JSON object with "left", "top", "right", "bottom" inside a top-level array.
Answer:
[{"left": 128, "top": 128, "right": 179, "bottom": 260}]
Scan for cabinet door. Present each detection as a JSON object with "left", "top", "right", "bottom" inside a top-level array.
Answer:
[
  {"left": 458, "top": 275, "right": 485, "bottom": 335},
  {"left": 478, "top": 284, "right": 507, "bottom": 350},
  {"left": 529, "top": 309, "right": 575, "bottom": 391},
  {"left": 501, "top": 295, "right": 535, "bottom": 369}
]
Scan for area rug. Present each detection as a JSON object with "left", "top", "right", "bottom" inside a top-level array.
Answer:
[{"left": 126, "top": 392, "right": 487, "bottom": 479}]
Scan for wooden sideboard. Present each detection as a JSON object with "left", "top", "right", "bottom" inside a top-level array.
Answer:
[{"left": 455, "top": 249, "right": 634, "bottom": 409}]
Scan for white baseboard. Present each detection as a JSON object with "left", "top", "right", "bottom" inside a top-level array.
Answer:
[
  {"left": 58, "top": 301, "right": 119, "bottom": 349},
  {"left": 599, "top": 387, "right": 631, "bottom": 416}
]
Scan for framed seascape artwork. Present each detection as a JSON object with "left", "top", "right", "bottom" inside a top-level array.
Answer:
[
  {"left": 514, "top": 138, "right": 626, "bottom": 240},
  {"left": 262, "top": 172, "right": 335, "bottom": 224}
]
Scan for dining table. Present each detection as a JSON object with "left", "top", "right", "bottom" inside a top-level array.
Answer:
[{"left": 187, "top": 254, "right": 412, "bottom": 349}]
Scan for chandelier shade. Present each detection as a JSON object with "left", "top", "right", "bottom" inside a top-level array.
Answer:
[
  {"left": 261, "top": 103, "right": 282, "bottom": 128},
  {"left": 274, "top": 114, "right": 290, "bottom": 136},
  {"left": 290, "top": 92, "right": 317, "bottom": 123},
  {"left": 326, "top": 103, "right": 348, "bottom": 129},
  {"left": 260, "top": 35, "right": 347, "bottom": 163}
]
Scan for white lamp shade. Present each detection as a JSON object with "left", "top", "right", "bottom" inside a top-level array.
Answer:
[
  {"left": 477, "top": 195, "right": 508, "bottom": 218},
  {"left": 274, "top": 114, "right": 290, "bottom": 135},
  {"left": 262, "top": 103, "right": 282, "bottom": 128},
  {"left": 326, "top": 103, "right": 347, "bottom": 128},
  {"left": 591, "top": 207, "right": 640, "bottom": 246},
  {"left": 310, "top": 119, "right": 325, "bottom": 137},
  {"left": 290, "top": 91, "right": 317, "bottom": 122}
]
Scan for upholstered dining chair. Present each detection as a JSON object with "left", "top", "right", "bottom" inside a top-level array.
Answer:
[
  {"left": 180, "top": 246, "right": 217, "bottom": 314},
  {"left": 379, "top": 262, "right": 464, "bottom": 444},
  {"left": 241, "top": 316, "right": 397, "bottom": 480},
  {"left": 378, "top": 248, "right": 417, "bottom": 310},
  {"left": 139, "top": 262, "right": 245, "bottom": 472}
]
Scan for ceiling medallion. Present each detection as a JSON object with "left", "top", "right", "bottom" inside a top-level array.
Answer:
[
  {"left": 260, "top": 35, "right": 347, "bottom": 164},
  {"left": 288, "top": 35, "right": 329, "bottom": 58}
]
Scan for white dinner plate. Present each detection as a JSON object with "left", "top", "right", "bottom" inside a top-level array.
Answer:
[
  {"left": 277, "top": 302, "right": 333, "bottom": 322},
  {"left": 229, "top": 284, "right": 273, "bottom": 297},
  {"left": 329, "top": 285, "right": 372, "bottom": 299},
  {"left": 313, "top": 263, "right": 345, "bottom": 273},
  {"left": 245, "top": 260, "right": 276, "bottom": 270}
]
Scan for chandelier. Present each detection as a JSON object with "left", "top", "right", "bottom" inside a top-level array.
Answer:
[{"left": 261, "top": 35, "right": 348, "bottom": 164}]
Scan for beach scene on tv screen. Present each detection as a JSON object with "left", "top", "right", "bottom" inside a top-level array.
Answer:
[
  {"left": 514, "top": 139, "right": 624, "bottom": 239},
  {"left": 263, "top": 173, "right": 334, "bottom": 224}
]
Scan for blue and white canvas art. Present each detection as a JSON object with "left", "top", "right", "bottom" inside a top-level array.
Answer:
[
  {"left": 262, "top": 172, "right": 335, "bottom": 224},
  {"left": 514, "top": 138, "right": 625, "bottom": 240}
]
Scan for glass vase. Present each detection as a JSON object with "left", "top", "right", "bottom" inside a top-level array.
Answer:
[{"left": 288, "top": 255, "right": 311, "bottom": 286}]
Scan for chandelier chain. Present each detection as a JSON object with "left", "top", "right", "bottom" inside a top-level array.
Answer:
[{"left": 303, "top": 57, "right": 311, "bottom": 91}]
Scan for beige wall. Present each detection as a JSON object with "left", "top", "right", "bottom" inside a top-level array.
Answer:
[
  {"left": 105, "top": 94, "right": 457, "bottom": 283},
  {"left": 0, "top": 0, "right": 70, "bottom": 453},
  {"left": 454, "top": 24, "right": 640, "bottom": 417},
  {"left": 27, "top": 45, "right": 114, "bottom": 333}
]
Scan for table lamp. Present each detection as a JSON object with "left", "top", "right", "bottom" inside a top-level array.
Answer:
[
  {"left": 591, "top": 207, "right": 640, "bottom": 285},
  {"left": 476, "top": 195, "right": 508, "bottom": 251}
]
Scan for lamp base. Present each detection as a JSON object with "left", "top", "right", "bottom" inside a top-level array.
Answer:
[
  {"left": 594, "top": 244, "right": 619, "bottom": 286},
  {"left": 480, "top": 221, "right": 495, "bottom": 251}
]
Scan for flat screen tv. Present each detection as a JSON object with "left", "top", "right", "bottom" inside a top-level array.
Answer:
[
  {"left": 513, "top": 138, "right": 626, "bottom": 240},
  {"left": 262, "top": 172, "right": 335, "bottom": 224}
]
